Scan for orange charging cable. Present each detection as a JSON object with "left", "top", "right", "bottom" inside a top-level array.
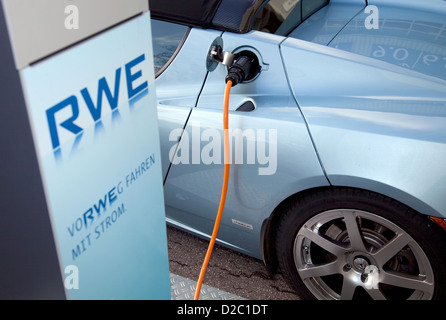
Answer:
[{"left": 194, "top": 80, "right": 233, "bottom": 300}]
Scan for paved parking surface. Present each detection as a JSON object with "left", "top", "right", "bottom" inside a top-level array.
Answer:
[{"left": 167, "top": 225, "right": 303, "bottom": 300}]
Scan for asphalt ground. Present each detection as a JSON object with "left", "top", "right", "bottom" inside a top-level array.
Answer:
[{"left": 166, "top": 225, "right": 303, "bottom": 300}]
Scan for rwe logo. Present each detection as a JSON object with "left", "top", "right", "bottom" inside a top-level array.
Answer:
[{"left": 46, "top": 54, "right": 149, "bottom": 150}]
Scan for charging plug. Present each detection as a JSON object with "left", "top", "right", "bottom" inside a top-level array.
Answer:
[
  {"left": 225, "top": 53, "right": 259, "bottom": 87},
  {"left": 225, "top": 56, "right": 252, "bottom": 86}
]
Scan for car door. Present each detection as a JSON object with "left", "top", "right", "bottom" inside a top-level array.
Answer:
[{"left": 162, "top": 29, "right": 329, "bottom": 258}]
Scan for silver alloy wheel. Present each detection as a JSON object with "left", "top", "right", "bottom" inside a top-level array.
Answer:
[{"left": 294, "top": 209, "right": 435, "bottom": 300}]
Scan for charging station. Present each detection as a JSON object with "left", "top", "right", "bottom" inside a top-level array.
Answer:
[{"left": 0, "top": 0, "right": 171, "bottom": 299}]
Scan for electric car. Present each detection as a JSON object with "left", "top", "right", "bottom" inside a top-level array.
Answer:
[{"left": 150, "top": 0, "right": 446, "bottom": 300}]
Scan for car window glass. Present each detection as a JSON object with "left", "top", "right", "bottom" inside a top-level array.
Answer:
[
  {"left": 151, "top": 19, "right": 189, "bottom": 76},
  {"left": 252, "top": 0, "right": 328, "bottom": 35}
]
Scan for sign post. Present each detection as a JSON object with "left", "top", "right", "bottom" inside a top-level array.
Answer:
[{"left": 1, "top": 0, "right": 171, "bottom": 299}]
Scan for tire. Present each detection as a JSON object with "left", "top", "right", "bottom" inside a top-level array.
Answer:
[{"left": 275, "top": 188, "right": 446, "bottom": 300}]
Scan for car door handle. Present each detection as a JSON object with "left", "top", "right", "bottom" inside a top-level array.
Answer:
[{"left": 235, "top": 100, "right": 255, "bottom": 112}]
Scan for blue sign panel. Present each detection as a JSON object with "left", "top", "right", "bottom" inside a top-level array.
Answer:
[{"left": 20, "top": 13, "right": 171, "bottom": 299}]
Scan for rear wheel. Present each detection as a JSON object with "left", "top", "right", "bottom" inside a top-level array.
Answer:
[{"left": 275, "top": 188, "right": 446, "bottom": 300}]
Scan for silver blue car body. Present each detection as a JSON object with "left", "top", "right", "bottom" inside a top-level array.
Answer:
[
  {"left": 153, "top": 0, "right": 446, "bottom": 299},
  {"left": 156, "top": 0, "right": 446, "bottom": 257}
]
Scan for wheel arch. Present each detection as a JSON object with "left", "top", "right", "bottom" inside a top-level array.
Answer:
[{"left": 260, "top": 182, "right": 444, "bottom": 272}]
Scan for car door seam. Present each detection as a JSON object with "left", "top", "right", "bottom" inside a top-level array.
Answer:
[{"left": 278, "top": 37, "right": 332, "bottom": 186}]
